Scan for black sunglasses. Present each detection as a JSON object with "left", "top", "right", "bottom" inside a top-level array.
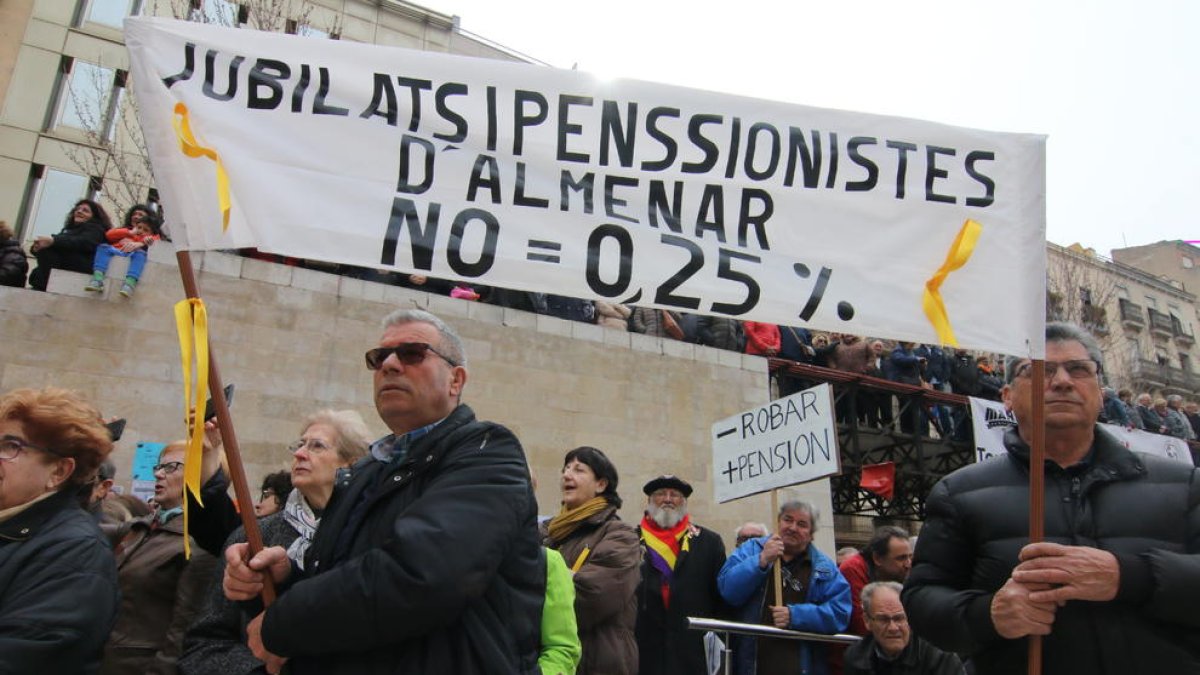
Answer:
[{"left": 365, "top": 342, "right": 458, "bottom": 370}]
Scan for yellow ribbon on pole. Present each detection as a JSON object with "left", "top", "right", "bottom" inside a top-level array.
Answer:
[
  {"left": 172, "top": 102, "right": 231, "bottom": 232},
  {"left": 922, "top": 219, "right": 983, "bottom": 346},
  {"left": 174, "top": 298, "right": 210, "bottom": 558}
]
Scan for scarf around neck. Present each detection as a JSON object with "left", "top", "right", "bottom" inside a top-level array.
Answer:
[
  {"left": 282, "top": 488, "right": 320, "bottom": 570},
  {"left": 640, "top": 514, "right": 691, "bottom": 608},
  {"left": 546, "top": 496, "right": 609, "bottom": 545}
]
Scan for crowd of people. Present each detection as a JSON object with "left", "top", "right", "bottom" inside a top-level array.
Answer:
[{"left": 1, "top": 307, "right": 1197, "bottom": 673}]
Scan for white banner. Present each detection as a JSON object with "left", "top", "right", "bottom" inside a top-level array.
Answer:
[
  {"left": 970, "top": 397, "right": 1194, "bottom": 466},
  {"left": 712, "top": 383, "right": 839, "bottom": 503},
  {"left": 126, "top": 18, "right": 1047, "bottom": 355}
]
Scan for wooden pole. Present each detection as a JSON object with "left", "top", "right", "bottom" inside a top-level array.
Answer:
[
  {"left": 1027, "top": 360, "right": 1046, "bottom": 675},
  {"left": 771, "top": 489, "right": 782, "bottom": 606},
  {"left": 177, "top": 250, "right": 275, "bottom": 605}
]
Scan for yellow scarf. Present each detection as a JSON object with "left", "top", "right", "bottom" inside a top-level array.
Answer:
[{"left": 546, "top": 496, "right": 609, "bottom": 545}]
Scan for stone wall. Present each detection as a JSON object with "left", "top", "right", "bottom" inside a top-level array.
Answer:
[{"left": 0, "top": 248, "right": 837, "bottom": 553}]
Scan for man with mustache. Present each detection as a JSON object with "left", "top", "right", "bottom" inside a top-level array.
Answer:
[
  {"left": 221, "top": 309, "right": 542, "bottom": 674},
  {"left": 904, "top": 322, "right": 1200, "bottom": 674},
  {"left": 635, "top": 475, "right": 730, "bottom": 675}
]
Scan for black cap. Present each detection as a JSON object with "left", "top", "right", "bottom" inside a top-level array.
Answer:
[{"left": 643, "top": 475, "right": 693, "bottom": 497}]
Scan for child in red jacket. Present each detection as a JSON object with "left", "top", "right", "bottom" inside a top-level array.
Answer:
[{"left": 85, "top": 205, "right": 160, "bottom": 297}]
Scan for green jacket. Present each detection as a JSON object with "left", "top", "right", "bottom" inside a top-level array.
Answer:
[{"left": 541, "top": 547, "right": 582, "bottom": 675}]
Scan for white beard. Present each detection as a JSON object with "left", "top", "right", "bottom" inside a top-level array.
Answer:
[{"left": 648, "top": 503, "right": 687, "bottom": 528}]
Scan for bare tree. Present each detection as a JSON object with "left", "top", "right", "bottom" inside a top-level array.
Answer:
[
  {"left": 1046, "top": 242, "right": 1125, "bottom": 377},
  {"left": 63, "top": 0, "right": 339, "bottom": 220}
]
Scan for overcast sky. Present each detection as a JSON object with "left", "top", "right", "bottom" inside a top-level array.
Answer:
[{"left": 427, "top": 0, "right": 1198, "bottom": 258}]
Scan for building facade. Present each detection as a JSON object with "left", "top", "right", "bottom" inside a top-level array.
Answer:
[
  {"left": 0, "top": 0, "right": 532, "bottom": 244},
  {"left": 1048, "top": 242, "right": 1199, "bottom": 399}
]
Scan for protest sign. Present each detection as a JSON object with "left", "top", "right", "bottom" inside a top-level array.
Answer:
[
  {"left": 126, "top": 17, "right": 1047, "bottom": 355},
  {"left": 712, "top": 383, "right": 839, "bottom": 503}
]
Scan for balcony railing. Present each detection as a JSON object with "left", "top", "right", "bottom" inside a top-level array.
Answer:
[
  {"left": 1133, "top": 358, "right": 1198, "bottom": 393},
  {"left": 1118, "top": 299, "right": 1144, "bottom": 328},
  {"left": 1172, "top": 316, "right": 1195, "bottom": 346},
  {"left": 1148, "top": 309, "right": 1175, "bottom": 337}
]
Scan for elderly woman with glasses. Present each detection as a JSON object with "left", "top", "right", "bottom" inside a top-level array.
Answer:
[
  {"left": 101, "top": 442, "right": 219, "bottom": 675},
  {"left": 179, "top": 409, "right": 371, "bottom": 675},
  {"left": 0, "top": 387, "right": 119, "bottom": 674}
]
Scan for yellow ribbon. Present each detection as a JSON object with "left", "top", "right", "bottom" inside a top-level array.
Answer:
[
  {"left": 174, "top": 298, "right": 210, "bottom": 558},
  {"left": 922, "top": 219, "right": 983, "bottom": 346},
  {"left": 172, "top": 102, "right": 231, "bottom": 232}
]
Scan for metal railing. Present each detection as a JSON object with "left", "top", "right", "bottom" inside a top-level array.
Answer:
[{"left": 688, "top": 617, "right": 861, "bottom": 674}]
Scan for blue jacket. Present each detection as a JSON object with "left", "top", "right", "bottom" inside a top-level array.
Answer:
[{"left": 717, "top": 537, "right": 851, "bottom": 675}]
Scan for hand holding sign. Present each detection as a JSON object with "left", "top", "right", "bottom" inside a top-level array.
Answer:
[{"left": 759, "top": 534, "right": 785, "bottom": 570}]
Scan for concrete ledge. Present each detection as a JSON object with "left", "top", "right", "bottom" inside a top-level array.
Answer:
[
  {"left": 536, "top": 314, "right": 573, "bottom": 338},
  {"left": 243, "top": 257, "right": 294, "bottom": 286},
  {"left": 502, "top": 307, "right": 538, "bottom": 330},
  {"left": 200, "top": 251, "right": 243, "bottom": 278},
  {"left": 571, "top": 321, "right": 606, "bottom": 343},
  {"left": 290, "top": 267, "right": 339, "bottom": 295}
]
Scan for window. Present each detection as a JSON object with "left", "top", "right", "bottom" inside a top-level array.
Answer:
[
  {"left": 1116, "top": 284, "right": 1129, "bottom": 299},
  {"left": 286, "top": 20, "right": 337, "bottom": 39},
  {"left": 1079, "top": 287, "right": 1093, "bottom": 306},
  {"left": 191, "top": 0, "right": 241, "bottom": 25},
  {"left": 53, "top": 58, "right": 123, "bottom": 140},
  {"left": 23, "top": 167, "right": 90, "bottom": 241},
  {"left": 1145, "top": 296, "right": 1158, "bottom": 309},
  {"left": 81, "top": 0, "right": 139, "bottom": 29}
]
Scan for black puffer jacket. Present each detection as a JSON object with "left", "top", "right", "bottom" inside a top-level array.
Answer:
[
  {"left": 258, "top": 404, "right": 543, "bottom": 674},
  {"left": 0, "top": 489, "right": 119, "bottom": 674},
  {"left": 0, "top": 238, "right": 28, "bottom": 287},
  {"left": 903, "top": 426, "right": 1200, "bottom": 675}
]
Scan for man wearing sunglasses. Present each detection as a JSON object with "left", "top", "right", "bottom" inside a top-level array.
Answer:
[
  {"left": 904, "top": 322, "right": 1200, "bottom": 675},
  {"left": 222, "top": 309, "right": 542, "bottom": 675}
]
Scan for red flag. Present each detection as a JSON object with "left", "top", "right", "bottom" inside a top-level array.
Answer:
[{"left": 860, "top": 462, "right": 896, "bottom": 500}]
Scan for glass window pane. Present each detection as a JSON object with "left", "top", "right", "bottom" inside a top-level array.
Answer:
[
  {"left": 59, "top": 62, "right": 114, "bottom": 133},
  {"left": 197, "top": 0, "right": 236, "bottom": 25},
  {"left": 28, "top": 170, "right": 89, "bottom": 240},
  {"left": 85, "top": 0, "right": 134, "bottom": 28},
  {"left": 299, "top": 25, "right": 329, "bottom": 39}
]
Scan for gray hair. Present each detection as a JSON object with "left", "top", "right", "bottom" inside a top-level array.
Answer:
[
  {"left": 1168, "top": 394, "right": 1184, "bottom": 405},
  {"left": 736, "top": 521, "right": 769, "bottom": 540},
  {"left": 778, "top": 500, "right": 820, "bottom": 534},
  {"left": 381, "top": 308, "right": 467, "bottom": 367},
  {"left": 1006, "top": 322, "right": 1104, "bottom": 383},
  {"left": 97, "top": 460, "right": 116, "bottom": 481},
  {"left": 301, "top": 409, "right": 372, "bottom": 464},
  {"left": 861, "top": 580, "right": 904, "bottom": 616}
]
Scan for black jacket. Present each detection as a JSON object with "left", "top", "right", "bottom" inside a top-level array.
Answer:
[
  {"left": 259, "top": 404, "right": 543, "bottom": 674},
  {"left": 180, "top": 513, "right": 301, "bottom": 675},
  {"left": 636, "top": 522, "right": 730, "bottom": 675},
  {"left": 47, "top": 219, "right": 108, "bottom": 268},
  {"left": 0, "top": 490, "right": 119, "bottom": 674},
  {"left": 843, "top": 634, "right": 963, "bottom": 675},
  {"left": 0, "top": 238, "right": 27, "bottom": 287},
  {"left": 903, "top": 426, "right": 1200, "bottom": 675}
]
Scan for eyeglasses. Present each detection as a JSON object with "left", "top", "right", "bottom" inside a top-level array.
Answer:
[
  {"left": 153, "top": 461, "right": 184, "bottom": 475},
  {"left": 869, "top": 613, "right": 908, "bottom": 626},
  {"left": 0, "top": 435, "right": 54, "bottom": 462},
  {"left": 259, "top": 488, "right": 277, "bottom": 501},
  {"left": 288, "top": 438, "right": 334, "bottom": 454},
  {"left": 365, "top": 342, "right": 458, "bottom": 370},
  {"left": 1013, "top": 359, "right": 1099, "bottom": 381}
]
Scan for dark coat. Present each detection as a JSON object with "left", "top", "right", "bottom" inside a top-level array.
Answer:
[
  {"left": 903, "top": 426, "right": 1200, "bottom": 675},
  {"left": 0, "top": 238, "right": 28, "bottom": 287},
  {"left": 1137, "top": 404, "right": 1165, "bottom": 433},
  {"left": 636, "top": 522, "right": 729, "bottom": 675},
  {"left": 696, "top": 316, "right": 745, "bottom": 351},
  {"left": 843, "top": 634, "right": 964, "bottom": 675},
  {"left": 179, "top": 513, "right": 301, "bottom": 675},
  {"left": 545, "top": 505, "right": 642, "bottom": 675},
  {"left": 102, "top": 514, "right": 218, "bottom": 675},
  {"left": 259, "top": 405, "right": 544, "bottom": 675},
  {"left": 0, "top": 489, "right": 119, "bottom": 674}
]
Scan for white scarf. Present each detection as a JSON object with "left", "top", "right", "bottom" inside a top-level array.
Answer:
[{"left": 282, "top": 488, "right": 319, "bottom": 570}]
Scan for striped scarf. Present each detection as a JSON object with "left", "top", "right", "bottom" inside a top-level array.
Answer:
[{"left": 640, "top": 514, "right": 691, "bottom": 608}]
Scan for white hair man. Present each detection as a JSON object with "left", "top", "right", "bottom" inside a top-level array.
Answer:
[{"left": 636, "top": 474, "right": 730, "bottom": 675}]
